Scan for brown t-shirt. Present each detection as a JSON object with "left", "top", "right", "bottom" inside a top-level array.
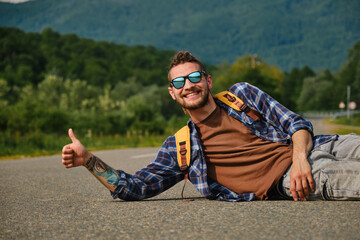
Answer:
[{"left": 194, "top": 106, "right": 293, "bottom": 200}]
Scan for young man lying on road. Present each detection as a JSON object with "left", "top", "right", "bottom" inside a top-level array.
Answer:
[{"left": 62, "top": 51, "right": 360, "bottom": 201}]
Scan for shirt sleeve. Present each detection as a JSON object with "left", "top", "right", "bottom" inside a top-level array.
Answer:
[
  {"left": 111, "top": 136, "right": 184, "bottom": 201},
  {"left": 230, "top": 82, "right": 314, "bottom": 137}
]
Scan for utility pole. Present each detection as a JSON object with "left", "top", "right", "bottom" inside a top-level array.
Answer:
[
  {"left": 251, "top": 55, "right": 255, "bottom": 68},
  {"left": 347, "top": 85, "right": 350, "bottom": 119}
]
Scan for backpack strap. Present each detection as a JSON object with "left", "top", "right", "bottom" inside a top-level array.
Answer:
[
  {"left": 214, "top": 91, "right": 261, "bottom": 121},
  {"left": 174, "top": 126, "right": 193, "bottom": 201},
  {"left": 175, "top": 126, "right": 191, "bottom": 172}
]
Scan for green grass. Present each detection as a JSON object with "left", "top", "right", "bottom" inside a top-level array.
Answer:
[
  {"left": 332, "top": 129, "right": 360, "bottom": 135},
  {"left": 330, "top": 113, "right": 360, "bottom": 126},
  {"left": 0, "top": 132, "right": 167, "bottom": 159},
  {"left": 324, "top": 113, "right": 360, "bottom": 135},
  {"left": 3, "top": 113, "right": 359, "bottom": 160}
]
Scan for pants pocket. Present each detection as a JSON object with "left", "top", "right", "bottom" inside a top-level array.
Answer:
[{"left": 320, "top": 169, "right": 360, "bottom": 200}]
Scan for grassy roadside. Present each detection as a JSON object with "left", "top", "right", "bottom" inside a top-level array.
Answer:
[
  {"left": 0, "top": 133, "right": 167, "bottom": 160},
  {"left": 323, "top": 117, "right": 360, "bottom": 135},
  {"left": 2, "top": 114, "right": 359, "bottom": 160}
]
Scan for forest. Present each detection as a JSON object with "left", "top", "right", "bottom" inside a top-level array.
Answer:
[
  {"left": 1, "top": 0, "right": 359, "bottom": 71},
  {"left": 1, "top": 27, "right": 359, "bottom": 156}
]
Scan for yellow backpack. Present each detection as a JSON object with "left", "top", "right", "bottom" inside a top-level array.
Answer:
[{"left": 174, "top": 91, "right": 261, "bottom": 200}]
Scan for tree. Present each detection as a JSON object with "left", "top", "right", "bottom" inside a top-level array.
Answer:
[
  {"left": 337, "top": 40, "right": 360, "bottom": 104},
  {"left": 0, "top": 79, "right": 10, "bottom": 107},
  {"left": 297, "top": 70, "right": 337, "bottom": 111},
  {"left": 37, "top": 74, "right": 64, "bottom": 106},
  {"left": 282, "top": 66, "right": 315, "bottom": 111},
  {"left": 213, "top": 55, "right": 283, "bottom": 99},
  {"left": 60, "top": 78, "right": 99, "bottom": 111}
]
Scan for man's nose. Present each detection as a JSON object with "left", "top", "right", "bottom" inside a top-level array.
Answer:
[{"left": 183, "top": 77, "right": 196, "bottom": 89}]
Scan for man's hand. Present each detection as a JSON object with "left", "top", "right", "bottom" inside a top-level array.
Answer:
[
  {"left": 289, "top": 155, "right": 315, "bottom": 201},
  {"left": 290, "top": 129, "right": 315, "bottom": 201},
  {"left": 61, "top": 129, "right": 119, "bottom": 192},
  {"left": 62, "top": 129, "right": 92, "bottom": 168}
]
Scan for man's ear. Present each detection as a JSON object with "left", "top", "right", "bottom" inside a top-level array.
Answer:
[
  {"left": 207, "top": 74, "right": 213, "bottom": 90},
  {"left": 168, "top": 86, "right": 176, "bottom": 100}
]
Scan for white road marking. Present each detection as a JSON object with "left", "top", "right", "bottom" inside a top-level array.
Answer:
[{"left": 131, "top": 153, "right": 157, "bottom": 159}]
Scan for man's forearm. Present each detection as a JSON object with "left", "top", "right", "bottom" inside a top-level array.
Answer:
[
  {"left": 292, "top": 129, "right": 313, "bottom": 160},
  {"left": 290, "top": 129, "right": 315, "bottom": 200},
  {"left": 85, "top": 155, "right": 120, "bottom": 192}
]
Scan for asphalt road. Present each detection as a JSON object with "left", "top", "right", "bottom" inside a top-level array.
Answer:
[
  {"left": 1, "top": 118, "right": 360, "bottom": 239},
  {"left": 1, "top": 145, "right": 359, "bottom": 240}
]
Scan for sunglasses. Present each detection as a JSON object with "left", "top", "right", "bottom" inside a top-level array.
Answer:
[{"left": 170, "top": 71, "right": 206, "bottom": 89}]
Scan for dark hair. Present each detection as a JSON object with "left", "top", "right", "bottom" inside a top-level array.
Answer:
[{"left": 168, "top": 51, "right": 207, "bottom": 79}]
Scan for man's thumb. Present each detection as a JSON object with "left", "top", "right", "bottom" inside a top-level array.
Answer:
[{"left": 68, "top": 128, "right": 78, "bottom": 143}]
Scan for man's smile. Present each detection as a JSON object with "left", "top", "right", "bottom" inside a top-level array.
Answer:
[{"left": 183, "top": 91, "right": 200, "bottom": 98}]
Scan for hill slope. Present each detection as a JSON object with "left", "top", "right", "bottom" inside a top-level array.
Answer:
[{"left": 1, "top": 0, "right": 359, "bottom": 70}]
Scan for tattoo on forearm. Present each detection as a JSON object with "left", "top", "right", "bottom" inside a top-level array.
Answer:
[
  {"left": 86, "top": 156, "right": 120, "bottom": 187},
  {"left": 86, "top": 156, "right": 96, "bottom": 170}
]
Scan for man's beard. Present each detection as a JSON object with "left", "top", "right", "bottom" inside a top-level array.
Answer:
[{"left": 175, "top": 85, "right": 210, "bottom": 110}]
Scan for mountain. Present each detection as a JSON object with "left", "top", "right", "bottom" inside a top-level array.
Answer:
[{"left": 1, "top": 0, "right": 359, "bottom": 71}]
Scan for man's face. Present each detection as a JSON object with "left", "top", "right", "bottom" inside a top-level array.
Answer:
[{"left": 168, "top": 62, "right": 212, "bottom": 110}]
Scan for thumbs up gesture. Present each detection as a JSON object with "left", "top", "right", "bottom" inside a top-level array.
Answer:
[{"left": 62, "top": 129, "right": 92, "bottom": 168}]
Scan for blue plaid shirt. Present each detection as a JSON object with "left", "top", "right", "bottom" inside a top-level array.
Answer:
[{"left": 111, "top": 82, "right": 338, "bottom": 201}]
